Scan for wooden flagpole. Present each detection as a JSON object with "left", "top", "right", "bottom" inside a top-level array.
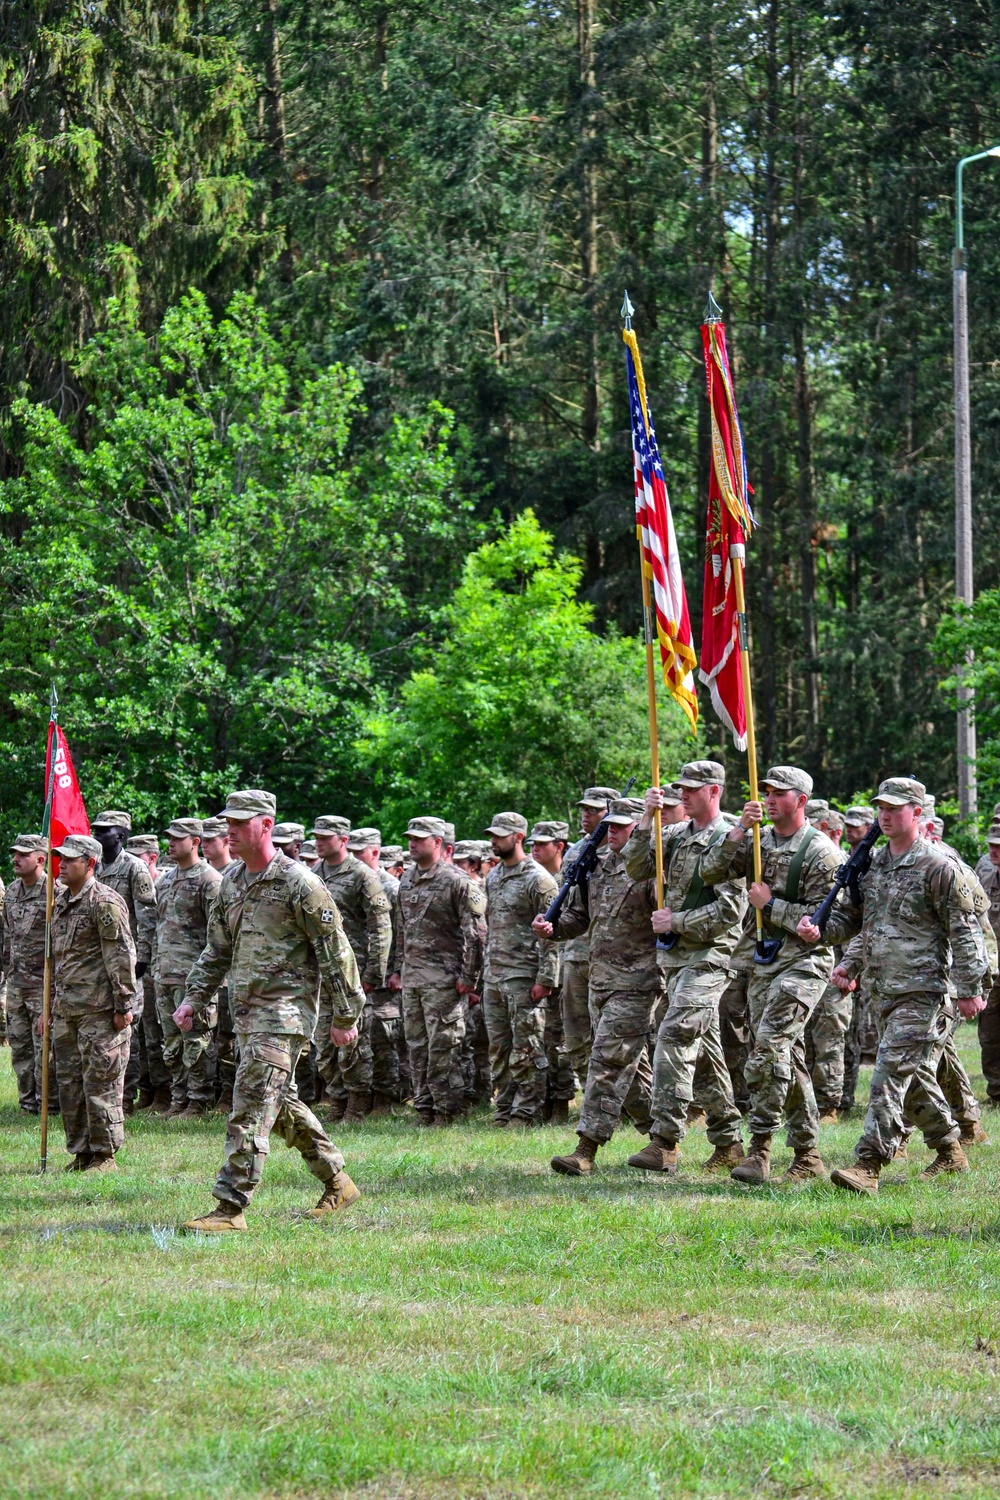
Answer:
[{"left": 39, "top": 686, "right": 58, "bottom": 1173}]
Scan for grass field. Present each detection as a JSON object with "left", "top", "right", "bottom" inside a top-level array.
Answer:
[{"left": 2, "top": 1031, "right": 1000, "bottom": 1500}]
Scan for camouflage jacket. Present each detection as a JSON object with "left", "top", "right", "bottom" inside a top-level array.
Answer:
[
  {"left": 552, "top": 848, "right": 664, "bottom": 999},
  {"left": 834, "top": 836, "right": 987, "bottom": 1007},
  {"left": 483, "top": 858, "right": 559, "bottom": 987},
  {"left": 315, "top": 854, "right": 392, "bottom": 988},
  {"left": 700, "top": 822, "right": 845, "bottom": 980},
  {"left": 559, "top": 834, "right": 602, "bottom": 965},
  {"left": 184, "top": 852, "right": 364, "bottom": 1037},
  {"left": 52, "top": 877, "right": 136, "bottom": 1017},
  {"left": 395, "top": 860, "right": 487, "bottom": 987},
  {"left": 622, "top": 815, "right": 746, "bottom": 971},
  {"left": 95, "top": 849, "right": 156, "bottom": 965},
  {"left": 1, "top": 875, "right": 46, "bottom": 995},
  {"left": 152, "top": 859, "right": 223, "bottom": 985},
  {"left": 377, "top": 867, "right": 400, "bottom": 979},
  {"left": 976, "top": 852, "right": 993, "bottom": 888},
  {"left": 980, "top": 862, "right": 1000, "bottom": 947}
]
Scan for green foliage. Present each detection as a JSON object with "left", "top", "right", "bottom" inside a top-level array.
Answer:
[
  {"left": 0, "top": 290, "right": 475, "bottom": 834},
  {"left": 362, "top": 511, "right": 697, "bottom": 834},
  {"left": 936, "top": 594, "right": 1000, "bottom": 843}
]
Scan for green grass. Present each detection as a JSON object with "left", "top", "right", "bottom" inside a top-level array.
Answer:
[{"left": 2, "top": 1031, "right": 1000, "bottom": 1500}]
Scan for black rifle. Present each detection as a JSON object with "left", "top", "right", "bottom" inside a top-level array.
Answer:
[
  {"left": 809, "top": 820, "right": 880, "bottom": 935},
  {"left": 543, "top": 777, "right": 636, "bottom": 932}
]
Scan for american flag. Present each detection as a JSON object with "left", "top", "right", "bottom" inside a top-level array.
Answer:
[{"left": 624, "top": 332, "right": 698, "bottom": 733}]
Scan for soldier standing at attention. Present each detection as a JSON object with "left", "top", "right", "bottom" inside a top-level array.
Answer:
[
  {"left": 349, "top": 827, "right": 403, "bottom": 1114},
  {"left": 559, "top": 787, "right": 619, "bottom": 1094},
  {"left": 153, "top": 818, "right": 223, "bottom": 1119},
  {"left": 49, "top": 833, "right": 136, "bottom": 1172},
  {"left": 124, "top": 833, "right": 169, "bottom": 1111},
  {"left": 698, "top": 766, "right": 846, "bottom": 1184},
  {"left": 175, "top": 790, "right": 365, "bottom": 1231},
  {"left": 310, "top": 815, "right": 392, "bottom": 1123},
  {"left": 527, "top": 821, "right": 577, "bottom": 1125},
  {"left": 481, "top": 812, "right": 559, "bottom": 1127},
  {"left": 388, "top": 816, "right": 486, "bottom": 1126},
  {"left": 533, "top": 796, "right": 660, "bottom": 1176},
  {"left": 1, "top": 835, "right": 51, "bottom": 1114},
  {"left": 797, "top": 777, "right": 987, "bottom": 1194},
  {"left": 201, "top": 816, "right": 238, "bottom": 1111},
  {"left": 622, "top": 763, "right": 747, "bottom": 1176},
  {"left": 273, "top": 824, "right": 306, "bottom": 861},
  {"left": 93, "top": 811, "right": 156, "bottom": 1116},
  {"left": 452, "top": 840, "right": 491, "bottom": 1113}
]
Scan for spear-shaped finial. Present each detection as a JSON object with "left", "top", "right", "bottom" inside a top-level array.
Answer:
[
  {"left": 620, "top": 289, "right": 635, "bottom": 330},
  {"left": 49, "top": 683, "right": 58, "bottom": 720},
  {"left": 703, "top": 288, "right": 723, "bottom": 323}
]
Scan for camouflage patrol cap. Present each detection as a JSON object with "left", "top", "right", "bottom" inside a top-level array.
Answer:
[
  {"left": 826, "top": 811, "right": 845, "bottom": 836},
  {"left": 484, "top": 812, "right": 528, "bottom": 837},
  {"left": 920, "top": 796, "right": 936, "bottom": 818},
  {"left": 406, "top": 816, "right": 447, "bottom": 839},
  {"left": 760, "top": 766, "right": 813, "bottom": 797},
  {"left": 804, "top": 798, "right": 830, "bottom": 820},
  {"left": 200, "top": 817, "right": 229, "bottom": 838},
  {"left": 166, "top": 818, "right": 203, "bottom": 839},
  {"left": 440, "top": 822, "right": 456, "bottom": 845},
  {"left": 933, "top": 817, "right": 944, "bottom": 837},
  {"left": 844, "top": 805, "right": 876, "bottom": 826},
  {"left": 127, "top": 834, "right": 161, "bottom": 855},
  {"left": 662, "top": 784, "right": 683, "bottom": 807},
  {"left": 380, "top": 844, "right": 405, "bottom": 862},
  {"left": 874, "top": 776, "right": 926, "bottom": 808},
  {"left": 311, "top": 815, "right": 350, "bottom": 838},
  {"left": 272, "top": 822, "right": 306, "bottom": 845},
  {"left": 453, "top": 839, "right": 484, "bottom": 861},
  {"left": 675, "top": 760, "right": 726, "bottom": 789},
  {"left": 54, "top": 833, "right": 102, "bottom": 860},
  {"left": 577, "top": 786, "right": 620, "bottom": 809},
  {"left": 347, "top": 826, "right": 381, "bottom": 851},
  {"left": 300, "top": 839, "right": 318, "bottom": 859},
  {"left": 987, "top": 825, "right": 1000, "bottom": 845},
  {"left": 605, "top": 796, "right": 645, "bottom": 826},
  {"left": 9, "top": 834, "right": 47, "bottom": 854},
  {"left": 92, "top": 810, "right": 132, "bottom": 830},
  {"left": 528, "top": 820, "right": 570, "bottom": 844},
  {"left": 219, "top": 790, "right": 276, "bottom": 821},
  {"left": 993, "top": 802, "right": 1000, "bottom": 821}
]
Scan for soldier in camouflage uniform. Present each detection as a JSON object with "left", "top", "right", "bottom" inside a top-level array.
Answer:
[
  {"left": 273, "top": 823, "right": 306, "bottom": 861},
  {"left": 482, "top": 812, "right": 559, "bottom": 1127},
  {"left": 839, "top": 806, "right": 877, "bottom": 1112},
  {"left": 311, "top": 815, "right": 392, "bottom": 1122},
  {"left": 699, "top": 766, "right": 847, "bottom": 1184},
  {"left": 389, "top": 816, "right": 487, "bottom": 1125},
  {"left": 201, "top": 816, "right": 239, "bottom": 1111},
  {"left": 533, "top": 797, "right": 660, "bottom": 1176},
  {"left": 349, "top": 826, "right": 403, "bottom": 1113},
  {"left": 93, "top": 811, "right": 156, "bottom": 1115},
  {"left": 559, "top": 787, "right": 619, "bottom": 1091},
  {"left": 123, "top": 833, "right": 170, "bottom": 1110},
  {"left": 453, "top": 840, "right": 491, "bottom": 1112},
  {"left": 152, "top": 818, "right": 223, "bottom": 1119},
  {"left": 527, "top": 821, "right": 576, "bottom": 1124},
  {"left": 974, "top": 805, "right": 1000, "bottom": 886},
  {"left": 622, "top": 763, "right": 747, "bottom": 1176},
  {"left": 1, "top": 835, "right": 52, "bottom": 1113},
  {"left": 977, "top": 825, "right": 1000, "bottom": 1108},
  {"left": 177, "top": 790, "right": 365, "bottom": 1231},
  {"left": 50, "top": 833, "right": 137, "bottom": 1171},
  {"left": 796, "top": 778, "right": 988, "bottom": 1195}
]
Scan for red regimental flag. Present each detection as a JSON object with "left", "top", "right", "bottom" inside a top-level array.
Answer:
[{"left": 44, "top": 723, "right": 89, "bottom": 852}]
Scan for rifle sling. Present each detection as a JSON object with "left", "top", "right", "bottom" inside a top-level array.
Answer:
[{"left": 674, "top": 827, "right": 729, "bottom": 913}]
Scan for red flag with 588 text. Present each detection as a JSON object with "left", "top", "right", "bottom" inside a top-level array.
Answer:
[{"left": 43, "top": 723, "right": 89, "bottom": 849}]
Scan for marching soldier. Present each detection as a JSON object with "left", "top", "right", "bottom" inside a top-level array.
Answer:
[
  {"left": 201, "top": 815, "right": 238, "bottom": 1110},
  {"left": 527, "top": 820, "right": 576, "bottom": 1124},
  {"left": 1, "top": 835, "right": 51, "bottom": 1114},
  {"left": 840, "top": 806, "right": 877, "bottom": 1113},
  {"left": 559, "top": 787, "right": 619, "bottom": 1093}
]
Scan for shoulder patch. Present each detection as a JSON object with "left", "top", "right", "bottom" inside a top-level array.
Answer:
[
  {"left": 467, "top": 884, "right": 488, "bottom": 917},
  {"left": 98, "top": 902, "right": 121, "bottom": 937}
]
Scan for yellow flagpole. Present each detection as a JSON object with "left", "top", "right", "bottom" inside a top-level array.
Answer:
[
  {"left": 730, "top": 548, "right": 767, "bottom": 953},
  {"left": 39, "top": 826, "right": 55, "bottom": 1173}
]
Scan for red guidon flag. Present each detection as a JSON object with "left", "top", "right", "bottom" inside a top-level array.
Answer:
[
  {"left": 43, "top": 714, "right": 89, "bottom": 853},
  {"left": 623, "top": 329, "right": 698, "bottom": 733},
  {"left": 699, "top": 318, "right": 756, "bottom": 751}
]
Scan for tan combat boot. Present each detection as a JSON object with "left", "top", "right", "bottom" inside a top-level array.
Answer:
[
  {"left": 369, "top": 1094, "right": 394, "bottom": 1117},
  {"left": 730, "top": 1134, "right": 772, "bottom": 1184},
  {"left": 64, "top": 1153, "right": 92, "bottom": 1172},
  {"left": 817, "top": 1109, "right": 838, "bottom": 1126},
  {"left": 83, "top": 1155, "right": 117, "bottom": 1173},
  {"left": 960, "top": 1120, "right": 990, "bottom": 1146},
  {"left": 431, "top": 1112, "right": 452, "bottom": 1127},
  {"left": 831, "top": 1157, "right": 882, "bottom": 1195},
  {"left": 184, "top": 1201, "right": 248, "bottom": 1232},
  {"left": 163, "top": 1095, "right": 188, "bottom": 1120},
  {"left": 627, "top": 1135, "right": 680, "bottom": 1174},
  {"left": 136, "top": 1087, "right": 156, "bottom": 1111},
  {"left": 324, "top": 1097, "right": 348, "bottom": 1123},
  {"left": 308, "top": 1171, "right": 361, "bottom": 1216},
  {"left": 549, "top": 1099, "right": 570, "bottom": 1127},
  {"left": 149, "top": 1085, "right": 173, "bottom": 1115},
  {"left": 686, "top": 1104, "right": 707, "bottom": 1129},
  {"left": 702, "top": 1141, "right": 745, "bottom": 1173},
  {"left": 550, "top": 1134, "right": 600, "bottom": 1177},
  {"left": 178, "top": 1100, "right": 212, "bottom": 1121},
  {"left": 785, "top": 1148, "right": 827, "bottom": 1182},
  {"left": 215, "top": 1088, "right": 234, "bottom": 1115},
  {"left": 343, "top": 1091, "right": 372, "bottom": 1125},
  {"left": 894, "top": 1139, "right": 910, "bottom": 1161},
  {"left": 920, "top": 1140, "right": 970, "bottom": 1178}
]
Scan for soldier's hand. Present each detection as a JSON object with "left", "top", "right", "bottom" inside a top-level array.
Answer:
[
  {"left": 830, "top": 965, "right": 856, "bottom": 995},
  {"left": 362, "top": 981, "right": 373, "bottom": 994},
  {"left": 388, "top": 972, "right": 402, "bottom": 991},
  {"left": 174, "top": 1001, "right": 195, "bottom": 1032},
  {"left": 747, "top": 881, "right": 772, "bottom": 910},
  {"left": 532, "top": 915, "right": 554, "bottom": 938},
  {"left": 740, "top": 801, "right": 764, "bottom": 830},
  {"left": 467, "top": 991, "right": 481, "bottom": 1007},
  {"left": 36, "top": 1015, "right": 44, "bottom": 1037},
  {"left": 134, "top": 962, "right": 148, "bottom": 979},
  {"left": 530, "top": 983, "right": 553, "bottom": 1001},
  {"left": 796, "top": 915, "right": 823, "bottom": 944},
  {"left": 957, "top": 995, "right": 986, "bottom": 1020},
  {"left": 651, "top": 908, "right": 673, "bottom": 934},
  {"left": 112, "top": 1010, "right": 133, "bottom": 1031},
  {"left": 330, "top": 1022, "right": 359, "bottom": 1048},
  {"left": 455, "top": 979, "right": 475, "bottom": 995},
  {"left": 640, "top": 787, "right": 663, "bottom": 828}
]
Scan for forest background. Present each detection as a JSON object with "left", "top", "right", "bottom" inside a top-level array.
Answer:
[{"left": 3, "top": 0, "right": 1000, "bottom": 842}]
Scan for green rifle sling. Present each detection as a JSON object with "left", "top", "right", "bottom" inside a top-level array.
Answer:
[
  {"left": 673, "top": 827, "right": 729, "bottom": 912},
  {"left": 781, "top": 824, "right": 819, "bottom": 906}
]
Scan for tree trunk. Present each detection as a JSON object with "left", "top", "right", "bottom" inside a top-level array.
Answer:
[{"left": 577, "top": 0, "right": 601, "bottom": 452}]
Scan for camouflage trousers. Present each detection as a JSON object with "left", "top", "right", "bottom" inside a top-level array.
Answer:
[
  {"left": 403, "top": 979, "right": 467, "bottom": 1118},
  {"left": 461, "top": 997, "right": 492, "bottom": 1108},
  {"left": 214, "top": 1031, "right": 343, "bottom": 1211},
  {"left": 371, "top": 992, "right": 402, "bottom": 1102},
  {"left": 560, "top": 958, "right": 593, "bottom": 1087},
  {"left": 139, "top": 975, "right": 170, "bottom": 1093},
  {"left": 123, "top": 981, "right": 145, "bottom": 1106},
  {"left": 53, "top": 1010, "right": 130, "bottom": 1159},
  {"left": 979, "top": 975, "right": 1000, "bottom": 1105},
  {"left": 6, "top": 988, "right": 46, "bottom": 1110},
  {"left": 841, "top": 986, "right": 869, "bottom": 1111},
  {"left": 483, "top": 980, "right": 548, "bottom": 1122},
  {"left": 855, "top": 993, "right": 959, "bottom": 1163},
  {"left": 805, "top": 981, "right": 853, "bottom": 1114},
  {"left": 577, "top": 989, "right": 656, "bottom": 1144},
  {"left": 651, "top": 965, "right": 742, "bottom": 1147},
  {"left": 718, "top": 970, "right": 752, "bottom": 1115},
  {"left": 215, "top": 985, "right": 237, "bottom": 1099},
  {"left": 317, "top": 997, "right": 374, "bottom": 1105},
  {"left": 745, "top": 966, "right": 827, "bottom": 1151},
  {"left": 545, "top": 995, "right": 576, "bottom": 1105},
  {"left": 157, "top": 983, "right": 217, "bottom": 1105}
]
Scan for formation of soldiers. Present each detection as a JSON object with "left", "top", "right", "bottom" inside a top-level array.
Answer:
[{"left": 1, "top": 762, "right": 998, "bottom": 1226}]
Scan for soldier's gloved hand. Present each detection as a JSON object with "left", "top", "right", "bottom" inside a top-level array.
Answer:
[
  {"left": 112, "top": 1010, "right": 133, "bottom": 1032},
  {"left": 388, "top": 972, "right": 402, "bottom": 991},
  {"left": 173, "top": 1001, "right": 195, "bottom": 1033},
  {"left": 134, "top": 962, "right": 148, "bottom": 979},
  {"left": 829, "top": 965, "right": 856, "bottom": 995},
  {"left": 957, "top": 995, "right": 986, "bottom": 1020},
  {"left": 330, "top": 1022, "right": 359, "bottom": 1048}
]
